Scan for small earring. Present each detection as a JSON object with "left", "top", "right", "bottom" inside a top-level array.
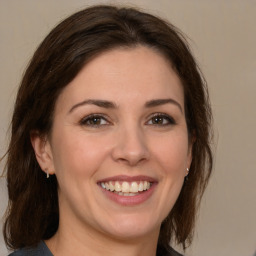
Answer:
[
  {"left": 185, "top": 168, "right": 189, "bottom": 181},
  {"left": 46, "top": 169, "right": 49, "bottom": 179}
]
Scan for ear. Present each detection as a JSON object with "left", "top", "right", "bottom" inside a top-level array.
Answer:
[{"left": 30, "top": 131, "right": 55, "bottom": 176}]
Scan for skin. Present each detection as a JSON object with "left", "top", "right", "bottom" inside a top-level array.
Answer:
[{"left": 31, "top": 46, "right": 192, "bottom": 256}]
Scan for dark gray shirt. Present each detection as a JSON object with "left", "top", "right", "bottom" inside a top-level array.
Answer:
[
  {"left": 8, "top": 241, "right": 183, "bottom": 256},
  {"left": 8, "top": 241, "right": 53, "bottom": 256}
]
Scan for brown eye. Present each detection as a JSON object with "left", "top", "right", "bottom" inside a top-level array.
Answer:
[
  {"left": 80, "top": 115, "right": 109, "bottom": 126},
  {"left": 87, "top": 117, "right": 102, "bottom": 125},
  {"left": 147, "top": 114, "right": 175, "bottom": 126},
  {"left": 152, "top": 116, "right": 165, "bottom": 125}
]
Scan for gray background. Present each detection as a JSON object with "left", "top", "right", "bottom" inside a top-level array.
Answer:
[{"left": 1, "top": 0, "right": 256, "bottom": 255}]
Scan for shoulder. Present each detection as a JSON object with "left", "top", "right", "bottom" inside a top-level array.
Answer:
[
  {"left": 8, "top": 241, "right": 53, "bottom": 256},
  {"left": 169, "top": 248, "right": 184, "bottom": 256},
  {"left": 157, "top": 245, "right": 184, "bottom": 256}
]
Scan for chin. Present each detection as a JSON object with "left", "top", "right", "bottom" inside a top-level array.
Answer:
[{"left": 99, "top": 212, "right": 160, "bottom": 241}]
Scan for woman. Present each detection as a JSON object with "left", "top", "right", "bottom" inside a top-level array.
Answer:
[{"left": 3, "top": 5, "right": 213, "bottom": 256}]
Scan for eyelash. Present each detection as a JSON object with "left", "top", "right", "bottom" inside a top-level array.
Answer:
[
  {"left": 79, "top": 113, "right": 176, "bottom": 127},
  {"left": 79, "top": 114, "right": 110, "bottom": 127},
  {"left": 146, "top": 113, "right": 176, "bottom": 126}
]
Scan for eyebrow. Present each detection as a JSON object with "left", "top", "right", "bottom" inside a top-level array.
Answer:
[
  {"left": 69, "top": 99, "right": 117, "bottom": 113},
  {"left": 145, "top": 98, "right": 183, "bottom": 113},
  {"left": 69, "top": 98, "right": 183, "bottom": 113}
]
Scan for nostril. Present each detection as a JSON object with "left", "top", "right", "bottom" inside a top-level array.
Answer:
[
  {"left": 113, "top": 151, "right": 149, "bottom": 166},
  {"left": 111, "top": 129, "right": 150, "bottom": 165}
]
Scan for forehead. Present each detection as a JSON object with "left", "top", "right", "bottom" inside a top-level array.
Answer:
[{"left": 55, "top": 46, "right": 184, "bottom": 111}]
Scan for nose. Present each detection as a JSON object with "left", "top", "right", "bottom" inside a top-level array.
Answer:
[{"left": 111, "top": 125, "right": 149, "bottom": 166}]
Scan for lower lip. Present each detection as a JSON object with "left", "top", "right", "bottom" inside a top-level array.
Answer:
[{"left": 99, "top": 183, "right": 157, "bottom": 206}]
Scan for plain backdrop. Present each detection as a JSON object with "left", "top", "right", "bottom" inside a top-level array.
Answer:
[{"left": 0, "top": 1, "right": 255, "bottom": 256}]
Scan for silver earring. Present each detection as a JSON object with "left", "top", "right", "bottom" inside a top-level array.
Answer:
[
  {"left": 46, "top": 169, "right": 49, "bottom": 179},
  {"left": 185, "top": 168, "right": 189, "bottom": 181}
]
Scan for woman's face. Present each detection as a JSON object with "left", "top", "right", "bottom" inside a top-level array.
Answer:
[{"left": 37, "top": 46, "right": 192, "bottom": 241}]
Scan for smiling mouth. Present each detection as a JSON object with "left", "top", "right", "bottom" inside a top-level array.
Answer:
[{"left": 100, "top": 181, "right": 152, "bottom": 196}]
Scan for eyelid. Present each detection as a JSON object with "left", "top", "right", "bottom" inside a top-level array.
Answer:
[
  {"left": 78, "top": 112, "right": 176, "bottom": 127},
  {"left": 79, "top": 113, "right": 111, "bottom": 126},
  {"left": 146, "top": 112, "right": 176, "bottom": 125}
]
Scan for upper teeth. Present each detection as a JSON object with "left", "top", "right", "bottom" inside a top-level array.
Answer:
[{"left": 100, "top": 181, "right": 151, "bottom": 193}]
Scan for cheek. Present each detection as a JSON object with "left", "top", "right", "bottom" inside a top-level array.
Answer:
[
  {"left": 150, "top": 132, "right": 189, "bottom": 175},
  {"left": 51, "top": 129, "right": 111, "bottom": 179},
  {"left": 148, "top": 133, "right": 189, "bottom": 221}
]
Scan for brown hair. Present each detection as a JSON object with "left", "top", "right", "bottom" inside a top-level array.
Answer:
[{"left": 3, "top": 5, "right": 213, "bottom": 252}]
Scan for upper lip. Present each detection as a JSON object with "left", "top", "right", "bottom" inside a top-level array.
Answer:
[{"left": 97, "top": 175, "right": 157, "bottom": 183}]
